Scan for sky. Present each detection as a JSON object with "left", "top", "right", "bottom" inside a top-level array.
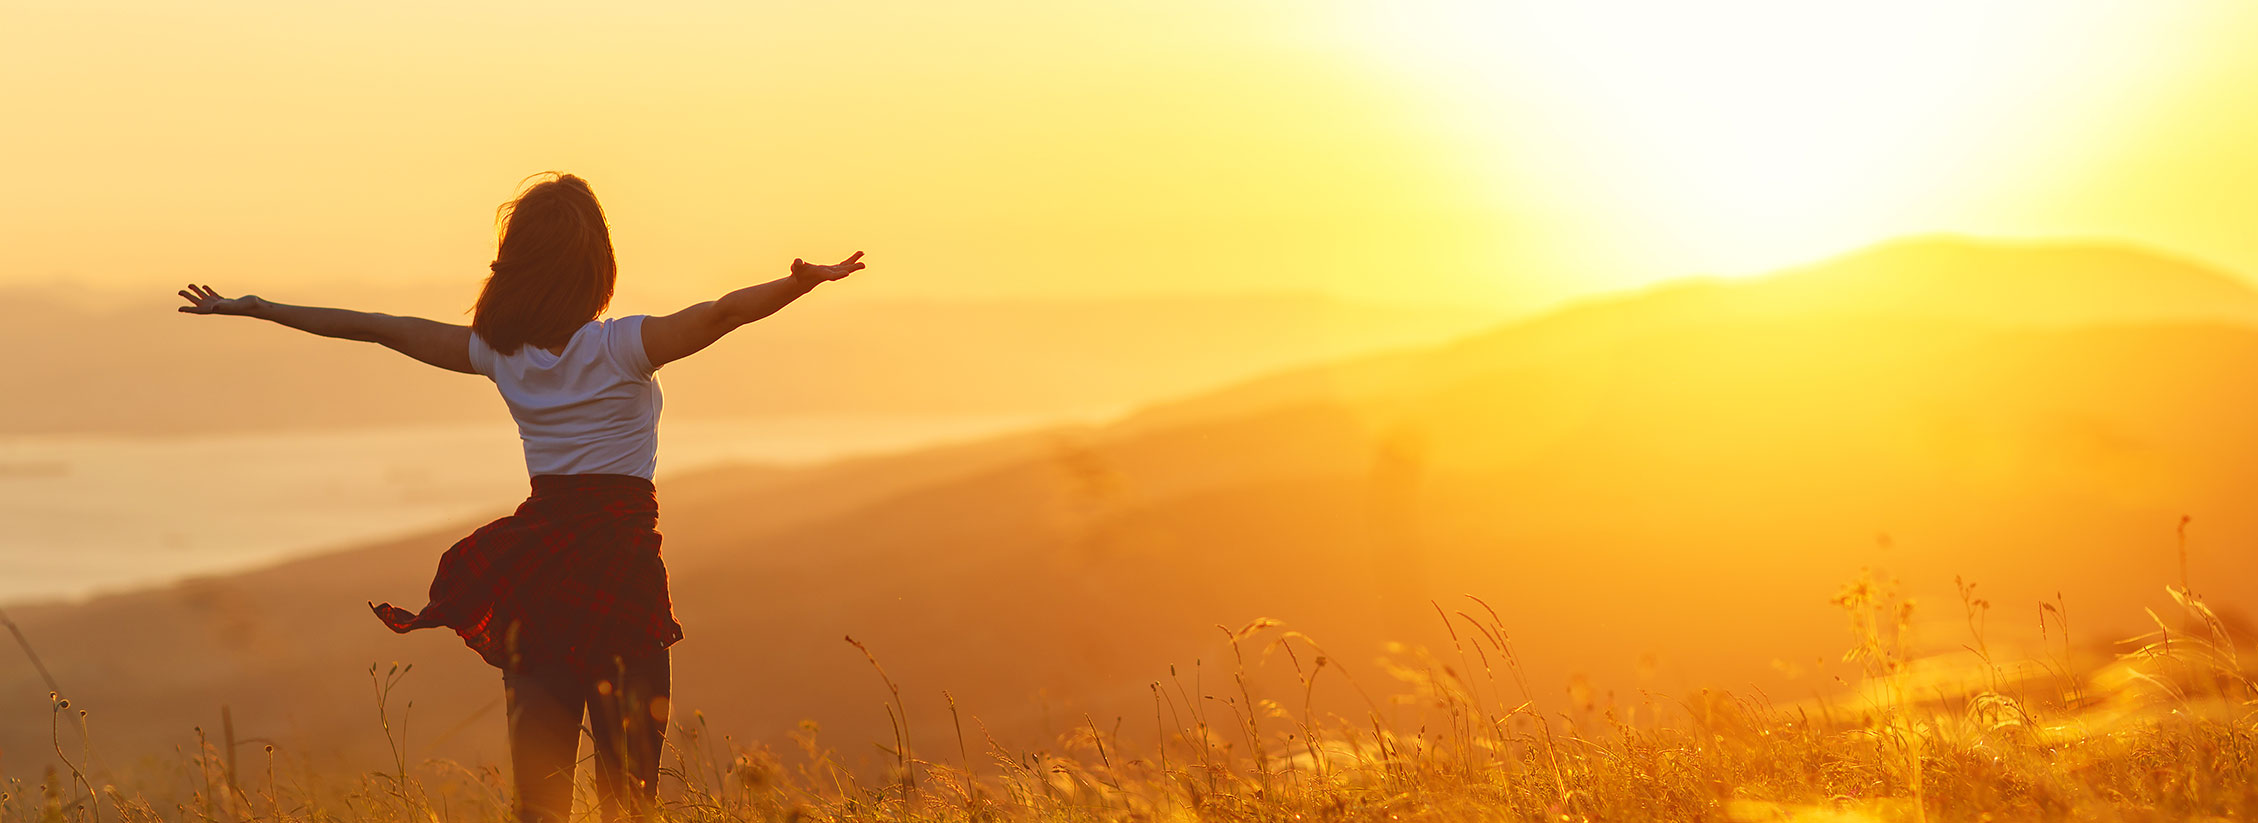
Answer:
[{"left": 8, "top": 0, "right": 2258, "bottom": 315}]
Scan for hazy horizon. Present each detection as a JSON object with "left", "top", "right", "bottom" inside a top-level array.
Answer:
[{"left": 7, "top": 232, "right": 2253, "bottom": 603}]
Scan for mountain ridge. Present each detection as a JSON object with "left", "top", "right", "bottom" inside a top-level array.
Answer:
[{"left": 1114, "top": 236, "right": 2258, "bottom": 436}]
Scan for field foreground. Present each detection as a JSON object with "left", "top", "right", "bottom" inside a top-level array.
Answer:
[{"left": 10, "top": 571, "right": 2256, "bottom": 823}]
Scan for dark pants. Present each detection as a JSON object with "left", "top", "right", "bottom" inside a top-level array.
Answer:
[{"left": 502, "top": 652, "right": 671, "bottom": 823}]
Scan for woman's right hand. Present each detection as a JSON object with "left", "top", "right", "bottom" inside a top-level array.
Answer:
[
  {"left": 176, "top": 284, "right": 263, "bottom": 316},
  {"left": 790, "top": 252, "right": 866, "bottom": 286}
]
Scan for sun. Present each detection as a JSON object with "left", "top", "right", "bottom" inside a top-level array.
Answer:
[{"left": 1345, "top": 0, "right": 2188, "bottom": 278}]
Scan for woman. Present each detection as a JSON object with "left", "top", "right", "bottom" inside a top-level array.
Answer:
[{"left": 175, "top": 172, "right": 866, "bottom": 822}]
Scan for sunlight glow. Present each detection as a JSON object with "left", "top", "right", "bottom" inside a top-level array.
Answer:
[{"left": 1352, "top": 0, "right": 2192, "bottom": 278}]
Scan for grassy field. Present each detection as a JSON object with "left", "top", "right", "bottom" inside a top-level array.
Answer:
[{"left": 10, "top": 570, "right": 2256, "bottom": 823}]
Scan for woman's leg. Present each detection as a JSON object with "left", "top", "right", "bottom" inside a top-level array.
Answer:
[
  {"left": 586, "top": 651, "right": 671, "bottom": 822},
  {"left": 504, "top": 668, "right": 587, "bottom": 823}
]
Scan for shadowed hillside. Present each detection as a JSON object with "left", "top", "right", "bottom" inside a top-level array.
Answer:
[{"left": 8, "top": 237, "right": 2258, "bottom": 779}]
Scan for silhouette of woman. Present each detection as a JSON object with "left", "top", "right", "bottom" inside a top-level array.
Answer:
[{"left": 175, "top": 172, "right": 866, "bottom": 823}]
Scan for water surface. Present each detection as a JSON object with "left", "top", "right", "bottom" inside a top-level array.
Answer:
[{"left": 0, "top": 415, "right": 1057, "bottom": 605}]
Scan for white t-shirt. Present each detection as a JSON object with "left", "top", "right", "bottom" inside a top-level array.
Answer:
[{"left": 469, "top": 315, "right": 662, "bottom": 479}]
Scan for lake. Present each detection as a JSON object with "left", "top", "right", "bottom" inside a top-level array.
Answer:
[{"left": 0, "top": 414, "right": 1067, "bottom": 605}]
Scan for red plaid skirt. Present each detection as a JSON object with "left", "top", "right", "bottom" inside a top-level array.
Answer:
[{"left": 370, "top": 474, "right": 683, "bottom": 677}]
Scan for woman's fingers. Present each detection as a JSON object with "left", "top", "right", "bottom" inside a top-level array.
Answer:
[
  {"left": 840, "top": 251, "right": 864, "bottom": 265},
  {"left": 178, "top": 284, "right": 225, "bottom": 313}
]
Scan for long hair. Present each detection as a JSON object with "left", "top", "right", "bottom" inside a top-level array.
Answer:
[{"left": 473, "top": 172, "right": 618, "bottom": 356}]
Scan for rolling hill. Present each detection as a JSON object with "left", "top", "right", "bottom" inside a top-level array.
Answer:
[{"left": 8, "top": 236, "right": 2258, "bottom": 780}]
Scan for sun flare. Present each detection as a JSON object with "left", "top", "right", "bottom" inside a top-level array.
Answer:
[{"left": 1351, "top": 0, "right": 2198, "bottom": 279}]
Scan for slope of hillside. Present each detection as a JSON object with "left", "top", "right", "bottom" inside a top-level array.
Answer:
[{"left": 9, "top": 237, "right": 2258, "bottom": 780}]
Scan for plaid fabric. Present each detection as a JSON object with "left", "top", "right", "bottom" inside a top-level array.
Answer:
[{"left": 371, "top": 474, "right": 683, "bottom": 677}]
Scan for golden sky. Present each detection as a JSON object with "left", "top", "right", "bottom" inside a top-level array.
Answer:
[{"left": 8, "top": 0, "right": 2258, "bottom": 313}]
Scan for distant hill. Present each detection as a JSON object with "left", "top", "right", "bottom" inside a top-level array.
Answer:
[
  {"left": 0, "top": 286, "right": 1496, "bottom": 434},
  {"left": 1117, "top": 235, "right": 2258, "bottom": 433},
  {"left": 9, "top": 237, "right": 2258, "bottom": 779},
  {"left": 1738, "top": 236, "right": 2258, "bottom": 327}
]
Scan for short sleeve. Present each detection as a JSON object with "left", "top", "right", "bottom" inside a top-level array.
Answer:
[
  {"left": 606, "top": 315, "right": 657, "bottom": 376},
  {"left": 467, "top": 330, "right": 496, "bottom": 377}
]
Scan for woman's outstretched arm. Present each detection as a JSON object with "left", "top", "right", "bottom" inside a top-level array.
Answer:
[
  {"left": 176, "top": 284, "right": 477, "bottom": 374},
  {"left": 641, "top": 252, "right": 865, "bottom": 369}
]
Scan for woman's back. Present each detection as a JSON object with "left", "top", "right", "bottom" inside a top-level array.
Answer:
[
  {"left": 176, "top": 171, "right": 867, "bottom": 823},
  {"left": 470, "top": 314, "right": 662, "bottom": 479}
]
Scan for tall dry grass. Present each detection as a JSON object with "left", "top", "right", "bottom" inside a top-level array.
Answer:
[{"left": 9, "top": 564, "right": 2257, "bottom": 823}]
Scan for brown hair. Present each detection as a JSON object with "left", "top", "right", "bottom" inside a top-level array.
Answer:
[{"left": 473, "top": 172, "right": 618, "bottom": 355}]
